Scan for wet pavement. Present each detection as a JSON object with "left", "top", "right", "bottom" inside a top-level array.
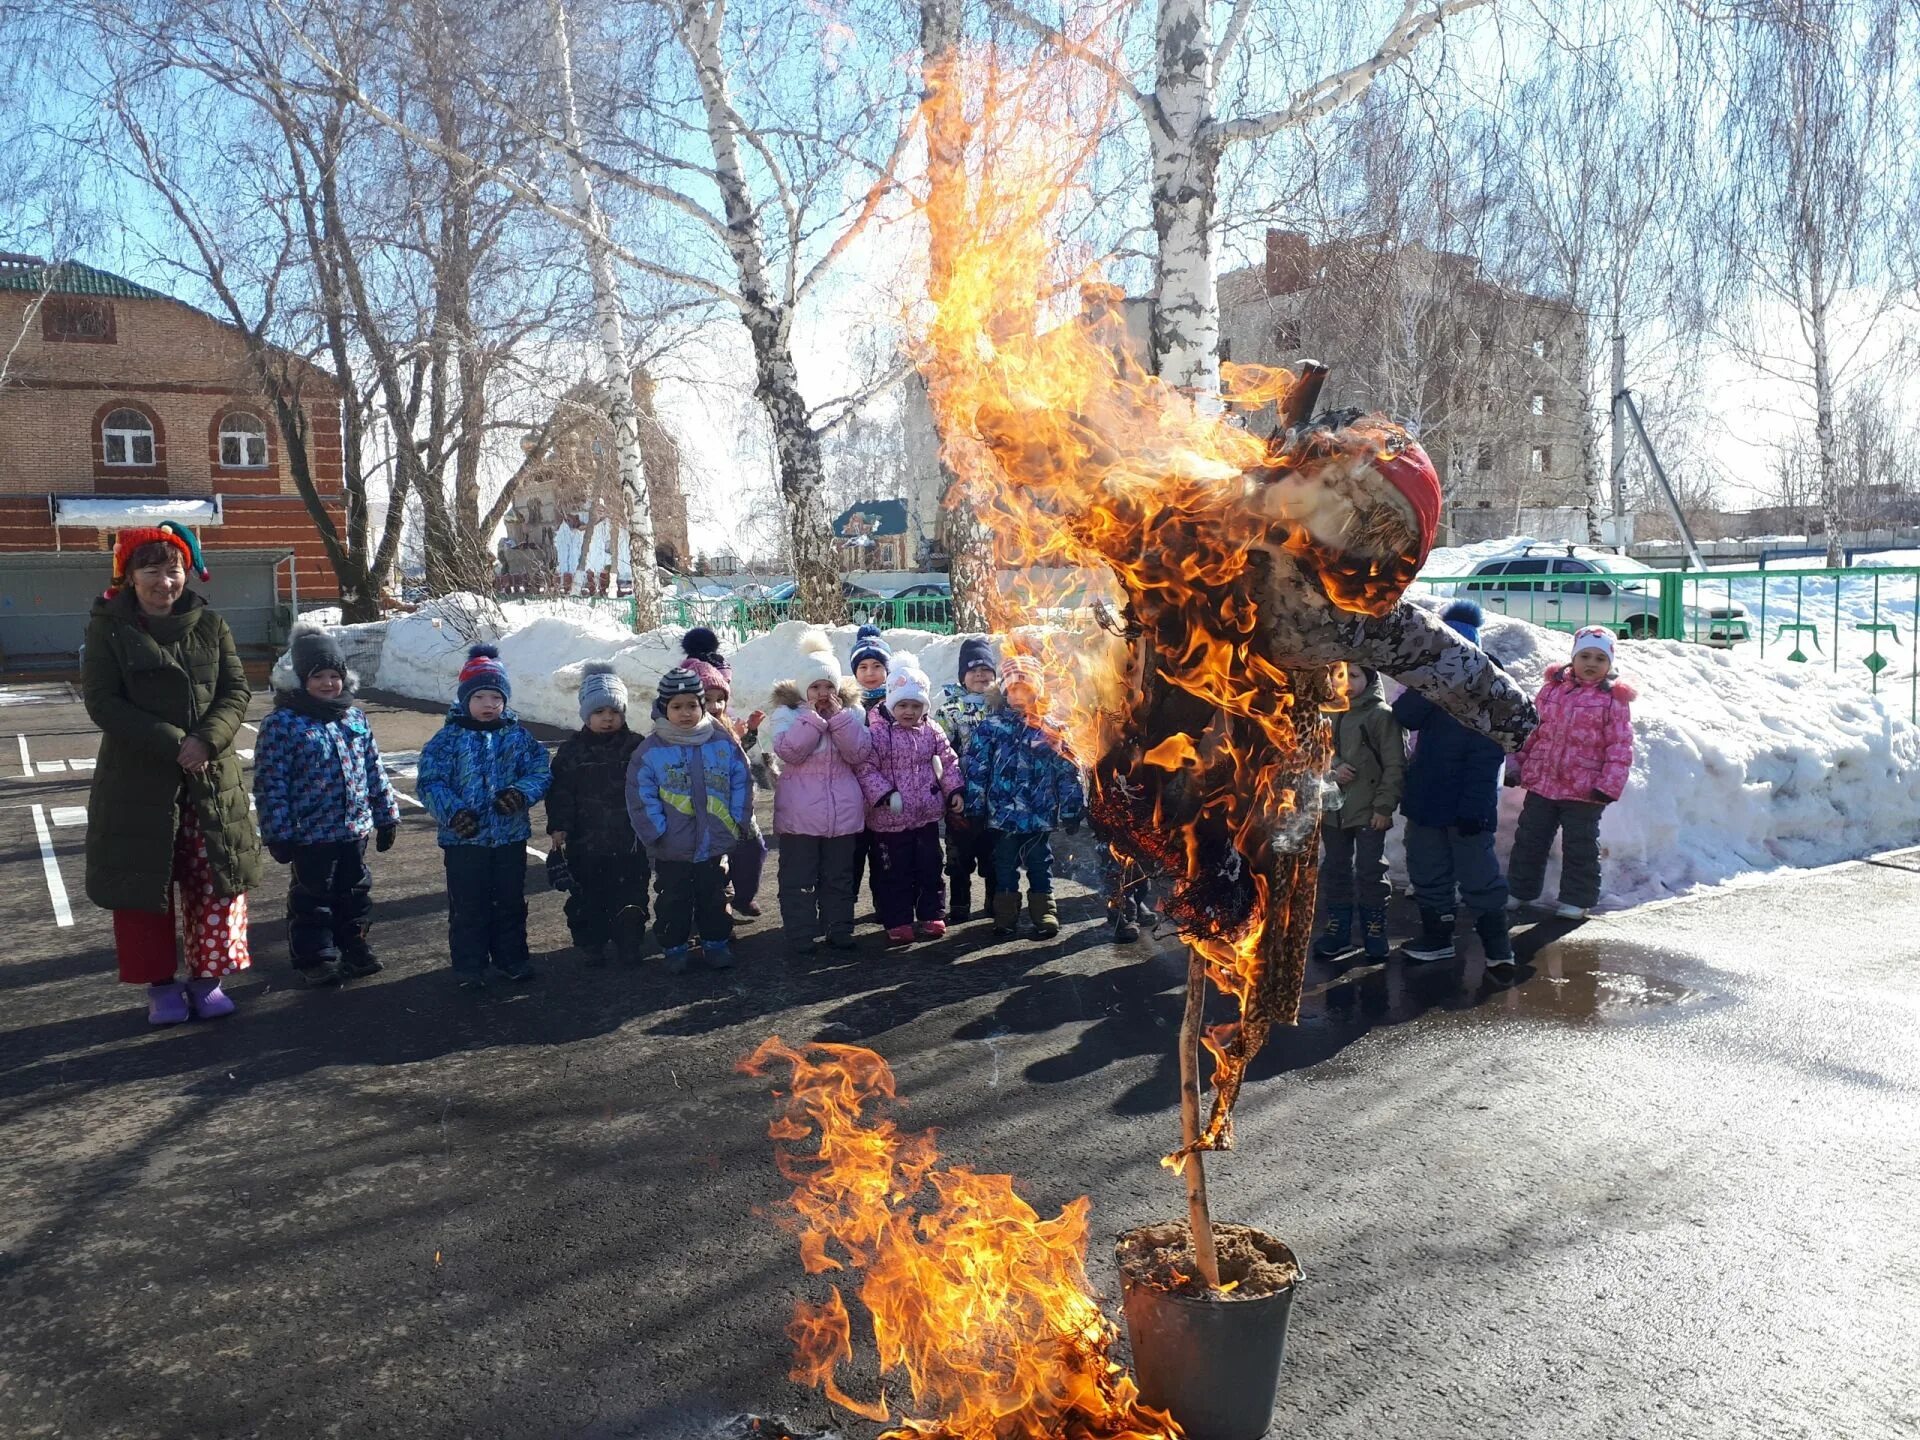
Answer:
[{"left": 1, "top": 681, "right": 1917, "bottom": 1439}]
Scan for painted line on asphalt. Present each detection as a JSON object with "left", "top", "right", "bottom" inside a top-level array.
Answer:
[
  {"left": 28, "top": 803, "right": 74, "bottom": 927},
  {"left": 70, "top": 757, "right": 94, "bottom": 771},
  {"left": 37, "top": 760, "right": 67, "bottom": 774},
  {"left": 50, "top": 806, "right": 87, "bottom": 827},
  {"left": 15, "top": 734, "right": 31, "bottom": 778}
]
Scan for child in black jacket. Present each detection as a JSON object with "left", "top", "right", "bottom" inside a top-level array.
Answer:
[{"left": 545, "top": 663, "right": 649, "bottom": 965}]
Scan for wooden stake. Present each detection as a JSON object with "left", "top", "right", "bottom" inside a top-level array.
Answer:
[{"left": 1180, "top": 945, "right": 1221, "bottom": 1290}]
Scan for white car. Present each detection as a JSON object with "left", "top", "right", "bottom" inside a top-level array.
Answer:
[{"left": 1451, "top": 546, "right": 1751, "bottom": 645}]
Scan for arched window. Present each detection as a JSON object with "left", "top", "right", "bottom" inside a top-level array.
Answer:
[
  {"left": 102, "top": 408, "right": 155, "bottom": 467},
  {"left": 219, "top": 411, "right": 269, "bottom": 468}
]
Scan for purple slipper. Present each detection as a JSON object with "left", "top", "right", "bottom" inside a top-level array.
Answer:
[
  {"left": 186, "top": 978, "right": 237, "bottom": 1019},
  {"left": 147, "top": 982, "right": 190, "bottom": 1026}
]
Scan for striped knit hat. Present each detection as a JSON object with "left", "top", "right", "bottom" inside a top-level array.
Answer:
[
  {"left": 1000, "top": 654, "right": 1043, "bottom": 695},
  {"left": 577, "top": 661, "right": 628, "bottom": 721},
  {"left": 456, "top": 644, "right": 511, "bottom": 705}
]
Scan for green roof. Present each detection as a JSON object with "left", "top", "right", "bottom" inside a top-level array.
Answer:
[{"left": 0, "top": 257, "right": 174, "bottom": 302}]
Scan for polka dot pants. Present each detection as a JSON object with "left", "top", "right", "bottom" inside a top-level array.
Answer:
[{"left": 113, "top": 806, "right": 252, "bottom": 985}]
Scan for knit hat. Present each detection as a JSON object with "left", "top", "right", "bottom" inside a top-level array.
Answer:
[
  {"left": 956, "top": 636, "right": 997, "bottom": 683},
  {"left": 577, "top": 661, "right": 629, "bottom": 721},
  {"left": 456, "top": 643, "right": 511, "bottom": 706},
  {"left": 681, "top": 626, "right": 732, "bottom": 680},
  {"left": 1441, "top": 599, "right": 1483, "bottom": 648},
  {"left": 683, "top": 656, "right": 730, "bottom": 697},
  {"left": 108, "top": 521, "right": 207, "bottom": 596},
  {"left": 1571, "top": 625, "right": 1616, "bottom": 664},
  {"left": 656, "top": 666, "right": 705, "bottom": 706},
  {"left": 1375, "top": 442, "right": 1441, "bottom": 565},
  {"left": 1000, "top": 653, "right": 1043, "bottom": 695},
  {"left": 885, "top": 651, "right": 931, "bottom": 708},
  {"left": 290, "top": 627, "right": 347, "bottom": 684},
  {"left": 793, "top": 630, "right": 842, "bottom": 689},
  {"left": 849, "top": 624, "right": 891, "bottom": 674}
]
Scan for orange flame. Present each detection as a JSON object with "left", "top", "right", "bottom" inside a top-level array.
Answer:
[
  {"left": 910, "top": 48, "right": 1419, "bottom": 1155},
  {"left": 742, "top": 1037, "right": 1182, "bottom": 1439}
]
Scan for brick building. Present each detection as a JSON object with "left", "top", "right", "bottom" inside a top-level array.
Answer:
[{"left": 0, "top": 255, "right": 343, "bottom": 657}]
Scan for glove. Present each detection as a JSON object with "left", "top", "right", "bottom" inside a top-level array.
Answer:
[
  {"left": 882, "top": 791, "right": 903, "bottom": 814},
  {"left": 1064, "top": 816, "right": 1082, "bottom": 835},
  {"left": 375, "top": 826, "right": 398, "bottom": 853},
  {"left": 449, "top": 809, "right": 481, "bottom": 839},
  {"left": 268, "top": 841, "right": 295, "bottom": 865},
  {"left": 493, "top": 788, "right": 527, "bottom": 815},
  {"left": 545, "top": 848, "right": 574, "bottom": 893}
]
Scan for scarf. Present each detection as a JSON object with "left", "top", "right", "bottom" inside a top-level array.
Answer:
[
  {"left": 651, "top": 714, "right": 718, "bottom": 746},
  {"left": 278, "top": 687, "right": 354, "bottom": 723}
]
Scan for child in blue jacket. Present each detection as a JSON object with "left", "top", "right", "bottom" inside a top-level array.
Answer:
[
  {"left": 417, "top": 644, "right": 552, "bottom": 987},
  {"left": 1392, "top": 601, "right": 1514, "bottom": 978},
  {"left": 253, "top": 629, "right": 401, "bottom": 987},
  {"left": 962, "top": 655, "right": 1085, "bottom": 940},
  {"left": 627, "top": 667, "right": 753, "bottom": 974}
]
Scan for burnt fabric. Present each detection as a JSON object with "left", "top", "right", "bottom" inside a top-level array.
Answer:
[
  {"left": 111, "top": 806, "right": 251, "bottom": 984},
  {"left": 564, "top": 850, "right": 651, "bottom": 950},
  {"left": 443, "top": 844, "right": 530, "bottom": 976},
  {"left": 1320, "top": 824, "right": 1389, "bottom": 910},
  {"left": 870, "top": 822, "right": 945, "bottom": 928},
  {"left": 287, "top": 838, "right": 373, "bottom": 970},
  {"left": 778, "top": 833, "right": 859, "bottom": 945},
  {"left": 1507, "top": 792, "right": 1605, "bottom": 909},
  {"left": 654, "top": 857, "right": 732, "bottom": 950}
]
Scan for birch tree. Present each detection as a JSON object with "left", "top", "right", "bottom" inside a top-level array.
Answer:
[
  {"left": 1708, "top": 0, "right": 1920, "bottom": 566},
  {"left": 990, "top": 0, "right": 1493, "bottom": 401}
]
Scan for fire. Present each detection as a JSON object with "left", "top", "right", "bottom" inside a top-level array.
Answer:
[
  {"left": 910, "top": 49, "right": 1425, "bottom": 1156},
  {"left": 742, "top": 1037, "right": 1182, "bottom": 1439}
]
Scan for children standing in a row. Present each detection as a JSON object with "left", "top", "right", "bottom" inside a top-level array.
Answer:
[
  {"left": 545, "top": 662, "right": 647, "bottom": 966},
  {"left": 769, "top": 631, "right": 870, "bottom": 952},
  {"left": 936, "top": 638, "right": 1000, "bottom": 921},
  {"left": 680, "top": 627, "right": 767, "bottom": 918},
  {"left": 861, "top": 653, "right": 964, "bottom": 944}
]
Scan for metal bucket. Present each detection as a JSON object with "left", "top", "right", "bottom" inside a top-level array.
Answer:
[{"left": 1117, "top": 1239, "right": 1300, "bottom": 1440}]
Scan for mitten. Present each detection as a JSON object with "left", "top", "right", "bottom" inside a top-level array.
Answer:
[
  {"left": 545, "top": 848, "right": 574, "bottom": 893},
  {"left": 882, "top": 791, "right": 903, "bottom": 814},
  {"left": 449, "top": 809, "right": 481, "bottom": 839},
  {"left": 375, "top": 826, "right": 398, "bottom": 853},
  {"left": 268, "top": 840, "right": 295, "bottom": 865},
  {"left": 493, "top": 788, "right": 527, "bottom": 815}
]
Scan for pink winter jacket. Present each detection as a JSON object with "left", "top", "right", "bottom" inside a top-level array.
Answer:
[
  {"left": 858, "top": 709, "right": 963, "bottom": 832},
  {"left": 1514, "top": 665, "right": 1637, "bottom": 803},
  {"left": 771, "top": 705, "right": 872, "bottom": 837}
]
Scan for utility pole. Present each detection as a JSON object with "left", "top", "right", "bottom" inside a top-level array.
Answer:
[{"left": 1609, "top": 329, "right": 1628, "bottom": 550}]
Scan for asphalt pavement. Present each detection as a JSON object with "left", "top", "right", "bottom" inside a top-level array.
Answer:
[{"left": 1, "top": 679, "right": 1916, "bottom": 1440}]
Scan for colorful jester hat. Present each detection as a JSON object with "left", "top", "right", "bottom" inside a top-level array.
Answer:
[{"left": 108, "top": 521, "right": 209, "bottom": 596}]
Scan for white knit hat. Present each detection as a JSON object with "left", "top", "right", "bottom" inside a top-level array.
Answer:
[
  {"left": 793, "top": 629, "right": 843, "bottom": 688},
  {"left": 1571, "top": 625, "right": 1616, "bottom": 664},
  {"left": 885, "top": 651, "right": 931, "bottom": 708}
]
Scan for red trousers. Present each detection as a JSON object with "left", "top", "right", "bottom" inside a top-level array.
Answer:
[{"left": 113, "top": 806, "right": 251, "bottom": 985}]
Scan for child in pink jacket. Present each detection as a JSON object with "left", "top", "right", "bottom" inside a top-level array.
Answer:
[
  {"left": 770, "top": 631, "right": 872, "bottom": 953},
  {"left": 1506, "top": 626, "right": 1636, "bottom": 918},
  {"left": 859, "top": 653, "right": 965, "bottom": 946}
]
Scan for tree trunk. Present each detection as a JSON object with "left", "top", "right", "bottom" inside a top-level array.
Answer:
[
  {"left": 1809, "top": 265, "right": 1844, "bottom": 568},
  {"left": 1148, "top": 0, "right": 1221, "bottom": 402},
  {"left": 551, "top": 0, "right": 661, "bottom": 630},
  {"left": 683, "top": 0, "right": 845, "bottom": 623}
]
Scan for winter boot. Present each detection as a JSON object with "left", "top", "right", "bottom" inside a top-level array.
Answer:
[
  {"left": 615, "top": 910, "right": 650, "bottom": 966},
  {"left": 1402, "top": 908, "right": 1456, "bottom": 963},
  {"left": 990, "top": 892, "right": 1021, "bottom": 938},
  {"left": 496, "top": 957, "right": 536, "bottom": 983},
  {"left": 292, "top": 959, "right": 343, "bottom": 988},
  {"left": 886, "top": 925, "right": 917, "bottom": 947},
  {"left": 702, "top": 938, "right": 735, "bottom": 971},
  {"left": 1358, "top": 907, "right": 1390, "bottom": 960},
  {"left": 916, "top": 919, "right": 947, "bottom": 940},
  {"left": 1549, "top": 900, "right": 1589, "bottom": 920},
  {"left": 949, "top": 875, "right": 971, "bottom": 924},
  {"left": 1029, "top": 891, "right": 1060, "bottom": 941},
  {"left": 147, "top": 981, "right": 190, "bottom": 1026},
  {"left": 336, "top": 927, "right": 382, "bottom": 979},
  {"left": 186, "top": 978, "right": 237, "bottom": 1019},
  {"left": 1312, "top": 907, "right": 1354, "bottom": 960},
  {"left": 1475, "top": 909, "right": 1516, "bottom": 981},
  {"left": 662, "top": 944, "right": 693, "bottom": 975},
  {"left": 730, "top": 897, "right": 763, "bottom": 919},
  {"left": 1111, "top": 898, "right": 1141, "bottom": 944}
]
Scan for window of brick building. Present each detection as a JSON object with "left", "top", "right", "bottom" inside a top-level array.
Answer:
[
  {"left": 219, "top": 411, "right": 269, "bottom": 468},
  {"left": 42, "top": 297, "right": 116, "bottom": 343},
  {"left": 103, "top": 408, "right": 156, "bottom": 466},
  {"left": 1477, "top": 445, "right": 1494, "bottom": 472}
]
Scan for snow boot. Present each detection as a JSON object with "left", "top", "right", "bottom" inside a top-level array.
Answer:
[
  {"left": 186, "top": 978, "right": 236, "bottom": 1019},
  {"left": 1111, "top": 898, "right": 1141, "bottom": 944},
  {"left": 336, "top": 928, "right": 382, "bottom": 979},
  {"left": 702, "top": 938, "right": 735, "bottom": 971},
  {"left": 1402, "top": 908, "right": 1456, "bottom": 963},
  {"left": 147, "top": 981, "right": 190, "bottom": 1026},
  {"left": 1475, "top": 908, "right": 1516, "bottom": 981},
  {"left": 1550, "top": 900, "right": 1589, "bottom": 920},
  {"left": 292, "top": 959, "right": 342, "bottom": 989},
  {"left": 1313, "top": 907, "right": 1354, "bottom": 960},
  {"left": 990, "top": 892, "right": 1020, "bottom": 938},
  {"left": 916, "top": 919, "right": 947, "bottom": 940},
  {"left": 886, "top": 925, "right": 917, "bottom": 947},
  {"left": 1358, "top": 907, "right": 1390, "bottom": 960},
  {"left": 730, "top": 897, "right": 763, "bottom": 919},
  {"left": 662, "top": 944, "right": 693, "bottom": 975},
  {"left": 949, "top": 876, "right": 971, "bottom": 924},
  {"left": 1029, "top": 891, "right": 1060, "bottom": 941}
]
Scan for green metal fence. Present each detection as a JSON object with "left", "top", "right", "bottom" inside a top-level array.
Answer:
[
  {"left": 1418, "top": 565, "right": 1920, "bottom": 722},
  {"left": 572, "top": 592, "right": 958, "bottom": 644}
]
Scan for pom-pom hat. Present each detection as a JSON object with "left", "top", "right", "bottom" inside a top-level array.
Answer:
[
  {"left": 849, "top": 623, "right": 891, "bottom": 673},
  {"left": 885, "top": 651, "right": 931, "bottom": 708},
  {"left": 577, "top": 661, "right": 629, "bottom": 721},
  {"left": 680, "top": 626, "right": 731, "bottom": 680},
  {"left": 108, "top": 521, "right": 207, "bottom": 596},
  {"left": 793, "top": 630, "right": 842, "bottom": 689},
  {"left": 290, "top": 628, "right": 348, "bottom": 684},
  {"left": 1441, "top": 598, "right": 1483, "bottom": 648},
  {"left": 456, "top": 644, "right": 511, "bottom": 705}
]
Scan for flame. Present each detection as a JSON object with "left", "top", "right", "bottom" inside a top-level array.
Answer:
[
  {"left": 742, "top": 1037, "right": 1181, "bottom": 1439},
  {"left": 909, "top": 47, "right": 1422, "bottom": 1155}
]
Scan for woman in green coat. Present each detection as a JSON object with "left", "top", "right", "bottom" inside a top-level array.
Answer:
[{"left": 82, "top": 522, "right": 262, "bottom": 1025}]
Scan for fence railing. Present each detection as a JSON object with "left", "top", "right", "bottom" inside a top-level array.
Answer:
[
  {"left": 1417, "top": 565, "right": 1920, "bottom": 722},
  {"left": 570, "top": 592, "right": 958, "bottom": 643}
]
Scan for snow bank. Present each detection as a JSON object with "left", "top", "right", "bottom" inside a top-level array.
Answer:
[{"left": 341, "top": 590, "right": 1920, "bottom": 911}]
